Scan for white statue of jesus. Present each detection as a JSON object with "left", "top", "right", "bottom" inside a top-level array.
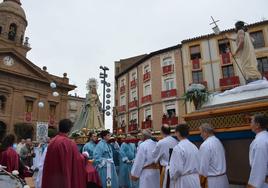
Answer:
[{"left": 227, "top": 21, "right": 262, "bottom": 84}]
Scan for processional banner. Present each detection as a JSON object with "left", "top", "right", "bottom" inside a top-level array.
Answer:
[{"left": 36, "top": 122, "right": 48, "bottom": 143}]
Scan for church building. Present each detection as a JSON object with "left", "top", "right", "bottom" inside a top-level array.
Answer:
[{"left": 0, "top": 0, "right": 76, "bottom": 133}]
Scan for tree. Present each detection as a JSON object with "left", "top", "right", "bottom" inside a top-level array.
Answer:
[{"left": 14, "top": 123, "right": 34, "bottom": 140}]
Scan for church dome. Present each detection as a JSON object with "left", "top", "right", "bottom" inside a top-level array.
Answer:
[{"left": 0, "top": 0, "right": 26, "bottom": 22}]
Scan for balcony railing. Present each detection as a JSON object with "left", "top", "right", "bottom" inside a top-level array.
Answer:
[
  {"left": 162, "top": 64, "right": 174, "bottom": 75},
  {"left": 128, "top": 123, "right": 138, "bottom": 132},
  {"left": 128, "top": 100, "right": 138, "bottom": 109},
  {"left": 192, "top": 81, "right": 207, "bottom": 87},
  {"left": 192, "top": 59, "right": 201, "bottom": 70},
  {"left": 141, "top": 95, "right": 152, "bottom": 104},
  {"left": 219, "top": 76, "right": 240, "bottom": 90},
  {"left": 162, "top": 116, "right": 178, "bottom": 126},
  {"left": 261, "top": 71, "right": 268, "bottom": 80},
  {"left": 161, "top": 89, "right": 177, "bottom": 99},
  {"left": 130, "top": 80, "right": 137, "bottom": 89},
  {"left": 24, "top": 112, "right": 32, "bottom": 123},
  {"left": 221, "top": 53, "right": 232, "bottom": 65},
  {"left": 120, "top": 85, "right": 126, "bottom": 94},
  {"left": 49, "top": 115, "right": 55, "bottom": 125},
  {"left": 143, "top": 72, "right": 151, "bottom": 82},
  {"left": 118, "top": 105, "right": 126, "bottom": 113},
  {"left": 141, "top": 120, "right": 152, "bottom": 129}
]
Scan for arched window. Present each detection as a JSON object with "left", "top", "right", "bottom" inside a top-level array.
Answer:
[
  {"left": 0, "top": 95, "right": 7, "bottom": 112},
  {"left": 8, "top": 23, "right": 17, "bottom": 41}
]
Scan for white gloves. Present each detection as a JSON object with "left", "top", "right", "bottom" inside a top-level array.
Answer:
[
  {"left": 0, "top": 165, "right": 6, "bottom": 170},
  {"left": 82, "top": 151, "right": 89, "bottom": 158}
]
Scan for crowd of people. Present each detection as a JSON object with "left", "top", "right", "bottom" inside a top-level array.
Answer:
[
  {"left": 0, "top": 114, "right": 268, "bottom": 188},
  {"left": 0, "top": 133, "right": 49, "bottom": 187}
]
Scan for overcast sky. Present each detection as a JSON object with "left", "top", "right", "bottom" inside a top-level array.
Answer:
[{"left": 7, "top": 0, "right": 268, "bottom": 129}]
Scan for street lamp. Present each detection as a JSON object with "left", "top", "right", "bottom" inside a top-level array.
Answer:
[
  {"left": 99, "top": 66, "right": 111, "bottom": 124},
  {"left": 100, "top": 66, "right": 109, "bottom": 71}
]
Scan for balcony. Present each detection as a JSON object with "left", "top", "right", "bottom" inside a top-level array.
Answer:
[
  {"left": 143, "top": 72, "right": 151, "bottom": 82},
  {"left": 219, "top": 76, "right": 240, "bottom": 90},
  {"left": 49, "top": 115, "right": 55, "bottom": 125},
  {"left": 192, "top": 81, "right": 207, "bottom": 88},
  {"left": 128, "top": 122, "right": 138, "bottom": 132},
  {"left": 141, "top": 120, "right": 152, "bottom": 129},
  {"left": 161, "top": 89, "right": 177, "bottom": 99},
  {"left": 162, "top": 65, "right": 174, "bottom": 75},
  {"left": 192, "top": 59, "right": 201, "bottom": 70},
  {"left": 120, "top": 85, "right": 126, "bottom": 94},
  {"left": 221, "top": 53, "right": 231, "bottom": 65},
  {"left": 264, "top": 72, "right": 268, "bottom": 80},
  {"left": 162, "top": 116, "right": 178, "bottom": 126},
  {"left": 118, "top": 105, "right": 126, "bottom": 113},
  {"left": 128, "top": 100, "right": 138, "bottom": 109},
  {"left": 130, "top": 80, "right": 137, "bottom": 89},
  {"left": 24, "top": 112, "right": 32, "bottom": 123},
  {"left": 141, "top": 95, "right": 152, "bottom": 104}
]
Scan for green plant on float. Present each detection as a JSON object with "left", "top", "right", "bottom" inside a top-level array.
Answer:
[{"left": 182, "top": 83, "right": 209, "bottom": 110}]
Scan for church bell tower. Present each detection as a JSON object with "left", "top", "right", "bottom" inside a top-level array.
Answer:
[{"left": 0, "top": 0, "right": 31, "bottom": 56}]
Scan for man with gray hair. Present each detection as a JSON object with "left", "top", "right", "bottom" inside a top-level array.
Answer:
[
  {"left": 198, "top": 123, "right": 229, "bottom": 188},
  {"left": 131, "top": 129, "right": 160, "bottom": 188}
]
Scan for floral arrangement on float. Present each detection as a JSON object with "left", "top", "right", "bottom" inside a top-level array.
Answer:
[
  {"left": 70, "top": 128, "right": 106, "bottom": 144},
  {"left": 182, "top": 83, "right": 209, "bottom": 110}
]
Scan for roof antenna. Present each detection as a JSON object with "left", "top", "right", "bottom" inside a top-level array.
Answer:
[{"left": 209, "top": 16, "right": 220, "bottom": 35}]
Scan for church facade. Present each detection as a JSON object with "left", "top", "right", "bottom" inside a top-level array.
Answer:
[{"left": 0, "top": 0, "right": 75, "bottom": 133}]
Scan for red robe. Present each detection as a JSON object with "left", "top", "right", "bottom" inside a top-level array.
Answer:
[
  {"left": 42, "top": 133, "right": 87, "bottom": 188},
  {"left": 0, "top": 146, "right": 19, "bottom": 172}
]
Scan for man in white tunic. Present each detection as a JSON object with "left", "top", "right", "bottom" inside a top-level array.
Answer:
[
  {"left": 247, "top": 114, "right": 268, "bottom": 188},
  {"left": 131, "top": 129, "right": 160, "bottom": 188},
  {"left": 170, "top": 123, "right": 201, "bottom": 188},
  {"left": 199, "top": 123, "right": 229, "bottom": 188},
  {"left": 152, "top": 124, "right": 178, "bottom": 188}
]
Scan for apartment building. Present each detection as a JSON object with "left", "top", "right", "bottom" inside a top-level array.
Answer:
[{"left": 114, "top": 45, "right": 186, "bottom": 134}]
